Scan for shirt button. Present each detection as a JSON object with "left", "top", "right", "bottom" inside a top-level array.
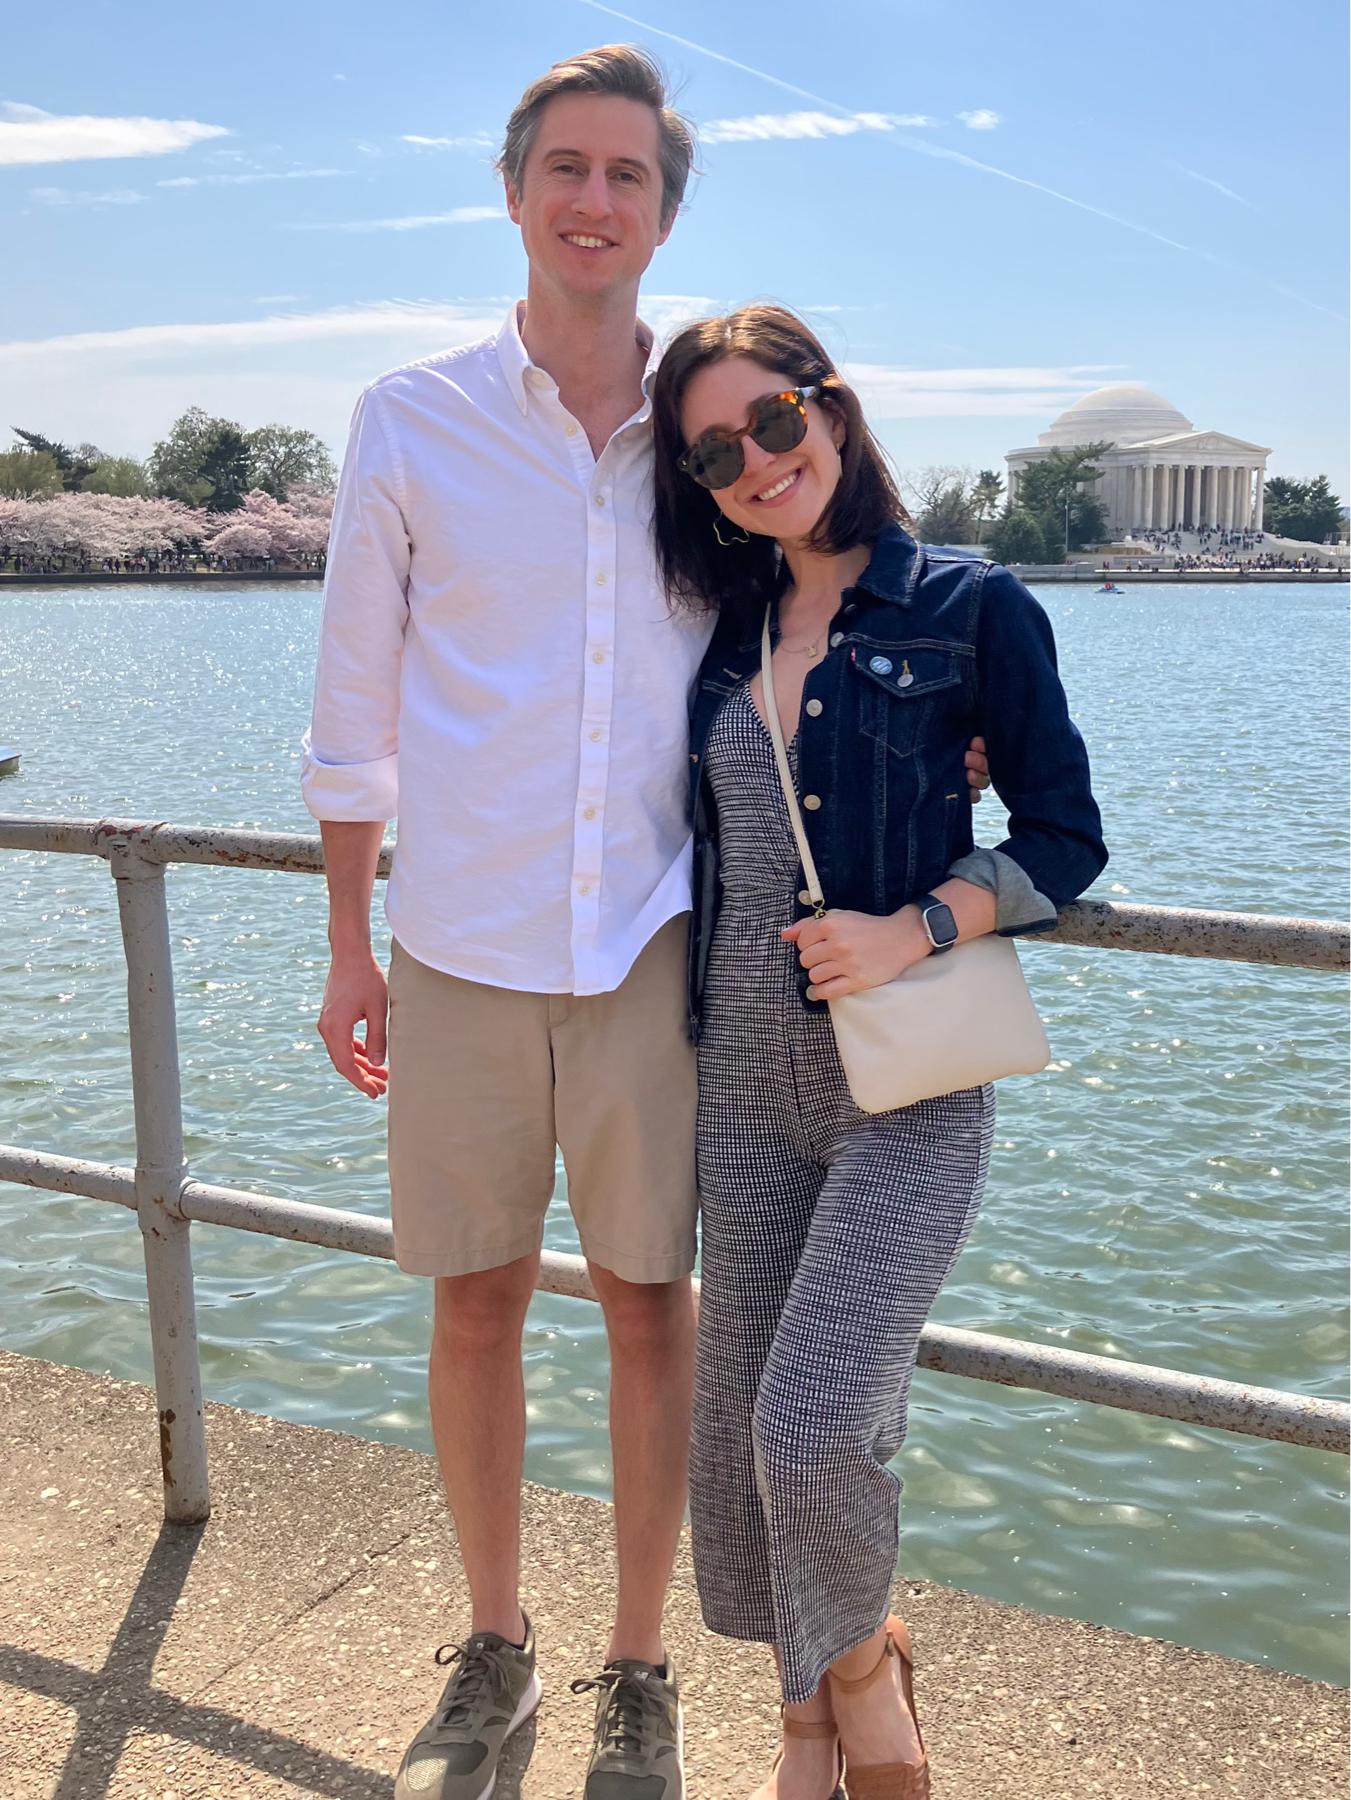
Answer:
[
  {"left": 595, "top": 572, "right": 607, "bottom": 586},
  {"left": 592, "top": 649, "right": 606, "bottom": 664},
  {"left": 589, "top": 728, "right": 604, "bottom": 742},
  {"left": 594, "top": 493, "right": 606, "bottom": 507},
  {"left": 805, "top": 698, "right": 823, "bottom": 717},
  {"left": 578, "top": 881, "right": 592, "bottom": 896},
  {"left": 566, "top": 423, "right": 579, "bottom": 437},
  {"left": 803, "top": 794, "right": 822, "bottom": 811},
  {"left": 830, "top": 632, "right": 844, "bottom": 648}
]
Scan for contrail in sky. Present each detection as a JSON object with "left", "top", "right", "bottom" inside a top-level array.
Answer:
[{"left": 578, "top": 0, "right": 1345, "bottom": 321}]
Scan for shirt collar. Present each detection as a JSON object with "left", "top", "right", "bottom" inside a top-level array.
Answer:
[{"left": 495, "top": 300, "right": 660, "bottom": 419}]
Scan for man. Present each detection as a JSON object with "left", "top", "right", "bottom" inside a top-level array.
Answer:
[
  {"left": 305, "top": 49, "right": 704, "bottom": 1800},
  {"left": 303, "top": 44, "right": 988, "bottom": 1800}
]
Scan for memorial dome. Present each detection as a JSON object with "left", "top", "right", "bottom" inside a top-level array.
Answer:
[{"left": 1039, "top": 384, "right": 1195, "bottom": 448}]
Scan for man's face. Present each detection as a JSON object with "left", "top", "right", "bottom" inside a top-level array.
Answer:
[{"left": 506, "top": 92, "right": 673, "bottom": 301}]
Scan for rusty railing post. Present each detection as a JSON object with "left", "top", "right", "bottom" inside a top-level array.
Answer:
[{"left": 101, "top": 821, "right": 210, "bottom": 1523}]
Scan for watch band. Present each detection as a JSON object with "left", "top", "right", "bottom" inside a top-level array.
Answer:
[{"left": 917, "top": 892, "right": 959, "bottom": 954}]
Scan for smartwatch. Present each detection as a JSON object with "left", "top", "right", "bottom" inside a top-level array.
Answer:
[{"left": 916, "top": 893, "right": 959, "bottom": 954}]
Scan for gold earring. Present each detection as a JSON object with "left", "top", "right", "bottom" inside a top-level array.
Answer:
[{"left": 713, "top": 518, "right": 751, "bottom": 548}]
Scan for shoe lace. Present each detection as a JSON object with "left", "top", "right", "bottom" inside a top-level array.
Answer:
[
  {"left": 570, "top": 1667, "right": 670, "bottom": 1758},
  {"left": 432, "top": 1637, "right": 517, "bottom": 1734}
]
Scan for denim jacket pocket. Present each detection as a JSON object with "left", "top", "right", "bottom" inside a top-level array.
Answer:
[{"left": 851, "top": 640, "right": 967, "bottom": 758}]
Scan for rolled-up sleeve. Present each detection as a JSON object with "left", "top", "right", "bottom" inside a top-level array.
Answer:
[
  {"left": 300, "top": 384, "right": 409, "bottom": 821},
  {"left": 975, "top": 566, "right": 1108, "bottom": 922},
  {"left": 948, "top": 845, "right": 1057, "bottom": 934}
]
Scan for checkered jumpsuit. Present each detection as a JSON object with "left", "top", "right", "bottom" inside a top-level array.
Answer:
[{"left": 690, "top": 682, "right": 996, "bottom": 1705}]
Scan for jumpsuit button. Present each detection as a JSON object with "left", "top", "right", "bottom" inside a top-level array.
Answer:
[
  {"left": 798, "top": 888, "right": 813, "bottom": 905},
  {"left": 805, "top": 698, "right": 823, "bottom": 717},
  {"left": 802, "top": 794, "right": 822, "bottom": 811}
]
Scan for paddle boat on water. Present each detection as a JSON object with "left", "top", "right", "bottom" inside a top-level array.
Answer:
[{"left": 1097, "top": 580, "right": 1124, "bottom": 593}]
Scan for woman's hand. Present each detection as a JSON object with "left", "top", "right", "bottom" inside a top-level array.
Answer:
[{"left": 781, "top": 908, "right": 931, "bottom": 1000}]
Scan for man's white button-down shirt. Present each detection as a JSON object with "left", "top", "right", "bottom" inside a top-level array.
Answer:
[{"left": 301, "top": 304, "right": 715, "bottom": 996}]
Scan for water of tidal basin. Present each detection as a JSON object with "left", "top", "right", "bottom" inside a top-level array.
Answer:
[{"left": 0, "top": 579, "right": 1346, "bottom": 1684}]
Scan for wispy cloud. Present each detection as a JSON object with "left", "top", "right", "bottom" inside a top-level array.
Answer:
[
  {"left": 0, "top": 301, "right": 512, "bottom": 459},
  {"left": 0, "top": 299, "right": 1119, "bottom": 425},
  {"left": 848, "top": 361, "right": 1117, "bottom": 419},
  {"left": 701, "top": 109, "right": 935, "bottom": 143},
  {"left": 0, "top": 100, "right": 228, "bottom": 167},
  {"left": 158, "top": 167, "right": 348, "bottom": 189},
  {"left": 289, "top": 205, "right": 506, "bottom": 234},
  {"left": 957, "top": 109, "right": 1000, "bottom": 130},
  {"left": 29, "top": 184, "right": 144, "bottom": 208},
  {"left": 402, "top": 132, "right": 496, "bottom": 151},
  {"left": 0, "top": 300, "right": 505, "bottom": 365},
  {"left": 253, "top": 293, "right": 304, "bottom": 304},
  {"left": 1178, "top": 165, "right": 1249, "bottom": 206}
]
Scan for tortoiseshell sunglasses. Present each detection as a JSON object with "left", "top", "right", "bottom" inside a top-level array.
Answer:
[{"left": 678, "top": 385, "right": 820, "bottom": 491}]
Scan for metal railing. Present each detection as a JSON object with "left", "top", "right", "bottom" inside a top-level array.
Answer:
[{"left": 2, "top": 814, "right": 1347, "bottom": 1527}]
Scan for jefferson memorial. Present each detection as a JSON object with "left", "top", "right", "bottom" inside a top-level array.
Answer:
[{"left": 1005, "top": 385, "right": 1272, "bottom": 535}]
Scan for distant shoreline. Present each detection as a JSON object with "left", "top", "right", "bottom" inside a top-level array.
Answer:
[
  {"left": 1011, "top": 565, "right": 1347, "bottom": 584},
  {"left": 0, "top": 565, "right": 1344, "bottom": 588},
  {"left": 0, "top": 569, "right": 324, "bottom": 586}
]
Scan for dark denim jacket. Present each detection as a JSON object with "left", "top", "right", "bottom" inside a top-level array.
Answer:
[{"left": 686, "top": 523, "right": 1108, "bottom": 1040}]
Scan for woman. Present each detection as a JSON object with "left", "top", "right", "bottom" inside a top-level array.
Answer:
[{"left": 649, "top": 307, "right": 1107, "bottom": 1800}]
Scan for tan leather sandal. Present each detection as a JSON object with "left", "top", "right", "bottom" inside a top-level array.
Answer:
[
  {"left": 760, "top": 1709, "right": 845, "bottom": 1799},
  {"left": 827, "top": 1615, "right": 929, "bottom": 1800}
]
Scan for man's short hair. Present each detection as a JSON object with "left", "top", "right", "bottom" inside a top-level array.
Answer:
[{"left": 498, "top": 44, "right": 696, "bottom": 230}]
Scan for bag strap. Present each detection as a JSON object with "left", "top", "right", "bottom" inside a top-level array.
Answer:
[{"left": 760, "top": 605, "right": 827, "bottom": 918}]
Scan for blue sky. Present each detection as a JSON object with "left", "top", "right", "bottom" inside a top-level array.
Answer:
[{"left": 4, "top": 0, "right": 1347, "bottom": 497}]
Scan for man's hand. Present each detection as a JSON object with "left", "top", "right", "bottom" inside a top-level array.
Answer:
[
  {"left": 318, "top": 950, "right": 390, "bottom": 1098},
  {"left": 966, "top": 735, "right": 990, "bottom": 803},
  {"left": 782, "top": 908, "right": 930, "bottom": 1000}
]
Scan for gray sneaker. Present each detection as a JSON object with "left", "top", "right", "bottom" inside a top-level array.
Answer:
[
  {"left": 394, "top": 1615, "right": 542, "bottom": 1800},
  {"left": 571, "top": 1655, "right": 684, "bottom": 1799}
]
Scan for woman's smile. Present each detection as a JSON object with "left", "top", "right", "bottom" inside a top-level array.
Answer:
[{"left": 744, "top": 465, "right": 805, "bottom": 507}]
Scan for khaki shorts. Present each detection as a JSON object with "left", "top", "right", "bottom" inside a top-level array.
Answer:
[{"left": 386, "top": 916, "right": 697, "bottom": 1283}]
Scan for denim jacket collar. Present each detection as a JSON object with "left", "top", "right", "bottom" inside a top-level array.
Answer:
[
  {"left": 854, "top": 521, "right": 926, "bottom": 606},
  {"left": 731, "top": 522, "right": 926, "bottom": 653}
]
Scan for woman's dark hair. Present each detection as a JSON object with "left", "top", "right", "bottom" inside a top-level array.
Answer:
[{"left": 650, "top": 304, "right": 912, "bottom": 623}]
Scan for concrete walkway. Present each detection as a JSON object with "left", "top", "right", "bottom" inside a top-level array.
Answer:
[{"left": 1, "top": 1352, "right": 1344, "bottom": 1800}]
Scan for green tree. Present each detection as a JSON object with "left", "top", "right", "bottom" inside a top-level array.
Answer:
[
  {"left": 11, "top": 427, "right": 97, "bottom": 492},
  {"left": 1014, "top": 442, "right": 1111, "bottom": 559},
  {"left": 149, "top": 407, "right": 252, "bottom": 511},
  {"left": 985, "top": 508, "right": 1046, "bottom": 565},
  {"left": 972, "top": 468, "right": 1005, "bottom": 531},
  {"left": 0, "top": 447, "right": 64, "bottom": 498},
  {"left": 244, "top": 424, "right": 337, "bottom": 500},
  {"left": 81, "top": 455, "right": 151, "bottom": 497},
  {"left": 918, "top": 481, "right": 977, "bottom": 545},
  {"left": 906, "top": 466, "right": 977, "bottom": 544},
  {"left": 1263, "top": 475, "right": 1344, "bottom": 544}
]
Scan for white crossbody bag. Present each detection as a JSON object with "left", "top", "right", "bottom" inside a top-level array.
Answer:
[{"left": 759, "top": 606, "right": 1051, "bottom": 1112}]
